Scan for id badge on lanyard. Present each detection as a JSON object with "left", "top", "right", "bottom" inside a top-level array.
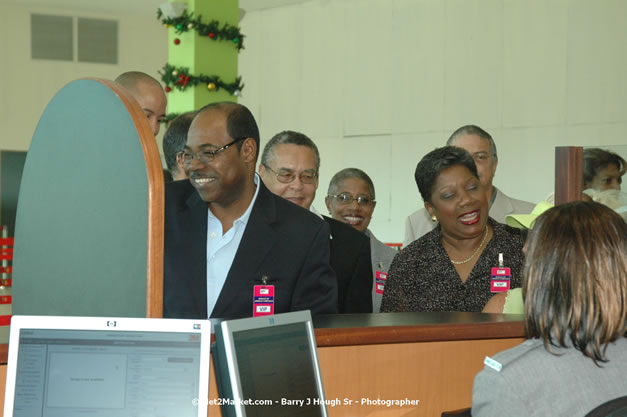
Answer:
[
  {"left": 490, "top": 253, "right": 511, "bottom": 293},
  {"left": 253, "top": 275, "right": 275, "bottom": 317},
  {"left": 375, "top": 270, "right": 387, "bottom": 295}
]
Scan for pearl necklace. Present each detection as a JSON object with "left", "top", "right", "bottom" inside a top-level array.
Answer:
[{"left": 449, "top": 226, "right": 489, "bottom": 265}]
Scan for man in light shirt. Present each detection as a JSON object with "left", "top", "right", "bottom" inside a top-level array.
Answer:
[{"left": 163, "top": 104, "right": 337, "bottom": 319}]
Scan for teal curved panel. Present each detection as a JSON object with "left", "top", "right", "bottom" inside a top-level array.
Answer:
[{"left": 13, "top": 79, "right": 149, "bottom": 317}]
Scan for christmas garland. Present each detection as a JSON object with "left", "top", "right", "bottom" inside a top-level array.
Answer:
[
  {"left": 157, "top": 9, "right": 244, "bottom": 50},
  {"left": 161, "top": 113, "right": 181, "bottom": 124},
  {"left": 160, "top": 64, "right": 244, "bottom": 96}
]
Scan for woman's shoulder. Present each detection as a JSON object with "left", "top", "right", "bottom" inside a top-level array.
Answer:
[
  {"left": 392, "top": 227, "right": 441, "bottom": 268},
  {"left": 481, "top": 339, "right": 546, "bottom": 377},
  {"left": 402, "top": 226, "right": 440, "bottom": 253}
]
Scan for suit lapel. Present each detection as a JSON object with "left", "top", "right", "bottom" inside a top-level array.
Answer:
[{"left": 211, "top": 182, "right": 278, "bottom": 317}]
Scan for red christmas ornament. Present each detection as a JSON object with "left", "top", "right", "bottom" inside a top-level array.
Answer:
[
  {"left": 208, "top": 32, "right": 215, "bottom": 39},
  {"left": 175, "top": 73, "right": 190, "bottom": 89},
  {"left": 174, "top": 38, "right": 181, "bottom": 45},
  {"left": 165, "top": 86, "right": 172, "bottom": 93}
]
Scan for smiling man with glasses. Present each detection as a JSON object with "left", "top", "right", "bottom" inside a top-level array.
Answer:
[
  {"left": 259, "top": 131, "right": 374, "bottom": 313},
  {"left": 163, "top": 104, "right": 338, "bottom": 319}
]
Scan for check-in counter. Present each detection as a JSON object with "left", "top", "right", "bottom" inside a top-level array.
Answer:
[
  {"left": 0, "top": 312, "right": 524, "bottom": 417},
  {"left": 0, "top": 313, "right": 524, "bottom": 417},
  {"left": 208, "top": 312, "right": 524, "bottom": 417}
]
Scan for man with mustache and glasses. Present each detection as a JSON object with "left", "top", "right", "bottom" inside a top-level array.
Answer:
[
  {"left": 259, "top": 131, "right": 373, "bottom": 313},
  {"left": 163, "top": 103, "right": 338, "bottom": 319}
]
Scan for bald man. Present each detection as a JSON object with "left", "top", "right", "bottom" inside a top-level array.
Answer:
[{"left": 115, "top": 71, "right": 167, "bottom": 136}]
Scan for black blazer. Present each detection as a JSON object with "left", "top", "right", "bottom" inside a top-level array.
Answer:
[
  {"left": 163, "top": 179, "right": 338, "bottom": 319},
  {"left": 323, "top": 216, "right": 373, "bottom": 313}
]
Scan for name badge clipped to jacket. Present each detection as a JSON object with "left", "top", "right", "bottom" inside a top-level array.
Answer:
[
  {"left": 375, "top": 262, "right": 387, "bottom": 295},
  {"left": 253, "top": 275, "right": 274, "bottom": 317},
  {"left": 490, "top": 253, "right": 510, "bottom": 293}
]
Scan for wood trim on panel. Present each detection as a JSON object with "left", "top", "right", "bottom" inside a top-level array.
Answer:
[
  {"left": 85, "top": 78, "right": 164, "bottom": 318},
  {"left": 315, "top": 320, "right": 525, "bottom": 347},
  {"left": 555, "top": 146, "right": 583, "bottom": 205}
]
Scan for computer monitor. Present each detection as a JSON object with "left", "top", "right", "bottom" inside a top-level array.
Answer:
[
  {"left": 3, "top": 315, "right": 212, "bottom": 417},
  {"left": 213, "top": 310, "right": 328, "bottom": 417}
]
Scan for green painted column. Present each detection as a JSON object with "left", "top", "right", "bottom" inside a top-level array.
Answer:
[{"left": 165, "top": 0, "right": 240, "bottom": 113}]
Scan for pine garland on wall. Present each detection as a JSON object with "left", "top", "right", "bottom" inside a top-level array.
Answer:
[
  {"left": 157, "top": 4, "right": 244, "bottom": 123},
  {"left": 157, "top": 9, "right": 244, "bottom": 50},
  {"left": 159, "top": 63, "right": 244, "bottom": 96}
]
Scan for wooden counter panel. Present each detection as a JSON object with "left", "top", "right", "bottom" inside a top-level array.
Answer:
[
  {"left": 0, "top": 365, "right": 5, "bottom": 417},
  {"left": 317, "top": 338, "right": 523, "bottom": 417}
]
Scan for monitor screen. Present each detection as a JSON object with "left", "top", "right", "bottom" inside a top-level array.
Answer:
[
  {"left": 12, "top": 328, "right": 202, "bottom": 417},
  {"left": 213, "top": 311, "right": 327, "bottom": 417},
  {"left": 233, "top": 322, "right": 322, "bottom": 417}
]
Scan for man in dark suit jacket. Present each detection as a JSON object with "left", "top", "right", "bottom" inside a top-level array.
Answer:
[
  {"left": 163, "top": 103, "right": 337, "bottom": 319},
  {"left": 258, "top": 131, "right": 373, "bottom": 313},
  {"left": 324, "top": 216, "right": 373, "bottom": 312}
]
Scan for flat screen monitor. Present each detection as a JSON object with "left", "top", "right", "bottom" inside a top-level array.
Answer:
[
  {"left": 213, "top": 310, "right": 328, "bottom": 417},
  {"left": 3, "top": 315, "right": 212, "bottom": 417}
]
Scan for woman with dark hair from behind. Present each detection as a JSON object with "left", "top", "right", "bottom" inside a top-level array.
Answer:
[{"left": 472, "top": 201, "right": 627, "bottom": 417}]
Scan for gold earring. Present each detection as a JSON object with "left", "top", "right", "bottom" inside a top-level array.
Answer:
[{"left": 431, "top": 215, "right": 437, "bottom": 222}]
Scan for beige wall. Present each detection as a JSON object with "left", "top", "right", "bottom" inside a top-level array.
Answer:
[
  {"left": 238, "top": 0, "right": 627, "bottom": 242},
  {"left": 0, "top": 3, "right": 167, "bottom": 152},
  {"left": 2, "top": 0, "right": 627, "bottom": 243}
]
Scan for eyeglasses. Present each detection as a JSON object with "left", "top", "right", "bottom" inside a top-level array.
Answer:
[
  {"left": 471, "top": 152, "right": 494, "bottom": 163},
  {"left": 262, "top": 164, "right": 318, "bottom": 184},
  {"left": 177, "top": 137, "right": 246, "bottom": 166},
  {"left": 328, "top": 193, "right": 375, "bottom": 206}
]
